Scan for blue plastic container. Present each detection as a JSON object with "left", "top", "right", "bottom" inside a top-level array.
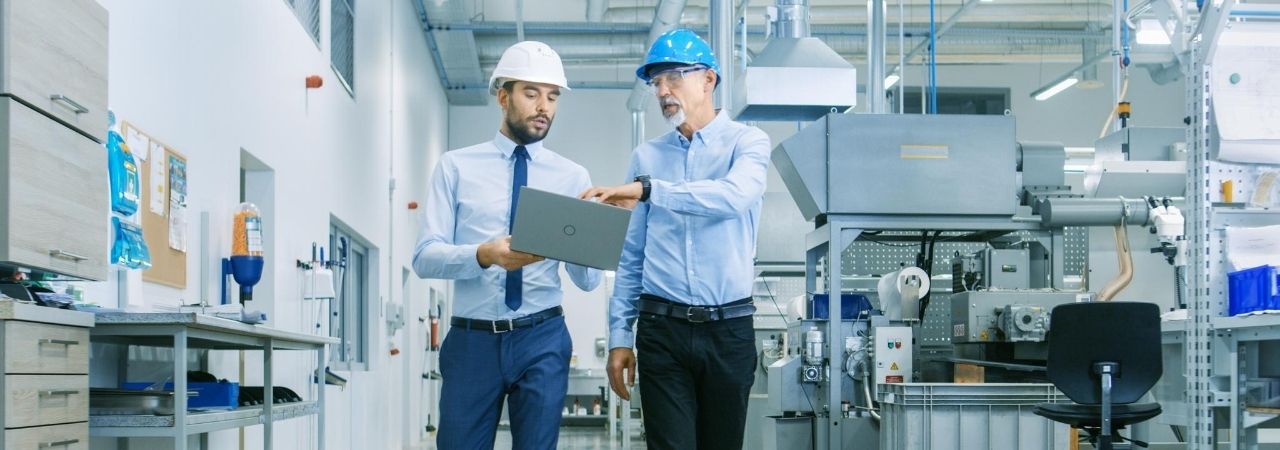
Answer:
[
  {"left": 106, "top": 129, "right": 140, "bottom": 216},
  {"left": 122, "top": 382, "right": 241, "bottom": 410},
  {"left": 1228, "top": 265, "right": 1280, "bottom": 316},
  {"left": 810, "top": 293, "right": 874, "bottom": 320}
]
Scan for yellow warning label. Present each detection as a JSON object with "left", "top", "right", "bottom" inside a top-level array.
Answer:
[{"left": 890, "top": 362, "right": 899, "bottom": 371}]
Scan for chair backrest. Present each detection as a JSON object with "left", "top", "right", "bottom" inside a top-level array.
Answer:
[{"left": 1045, "top": 301, "right": 1162, "bottom": 405}]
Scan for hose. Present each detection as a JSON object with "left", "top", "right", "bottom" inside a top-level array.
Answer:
[
  {"left": 1098, "top": 222, "right": 1133, "bottom": 301},
  {"left": 862, "top": 376, "right": 881, "bottom": 421}
]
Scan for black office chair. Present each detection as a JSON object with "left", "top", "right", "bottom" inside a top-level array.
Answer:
[{"left": 1034, "top": 302, "right": 1163, "bottom": 450}]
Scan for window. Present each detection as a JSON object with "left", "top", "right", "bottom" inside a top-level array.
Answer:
[
  {"left": 331, "top": 0, "right": 356, "bottom": 96},
  {"left": 285, "top": 0, "right": 321, "bottom": 46},
  {"left": 330, "top": 220, "right": 374, "bottom": 370},
  {"left": 893, "top": 87, "right": 1011, "bottom": 115}
]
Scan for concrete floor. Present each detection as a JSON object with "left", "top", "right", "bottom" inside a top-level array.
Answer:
[{"left": 415, "top": 427, "right": 645, "bottom": 449}]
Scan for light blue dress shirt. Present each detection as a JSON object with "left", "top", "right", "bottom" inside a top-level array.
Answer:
[
  {"left": 414, "top": 133, "right": 602, "bottom": 321},
  {"left": 608, "top": 111, "right": 772, "bottom": 349}
]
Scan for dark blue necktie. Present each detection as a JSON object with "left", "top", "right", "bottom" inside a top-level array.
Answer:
[{"left": 505, "top": 145, "right": 529, "bottom": 311}]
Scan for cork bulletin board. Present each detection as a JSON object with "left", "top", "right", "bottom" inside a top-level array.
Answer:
[{"left": 120, "top": 121, "right": 188, "bottom": 289}]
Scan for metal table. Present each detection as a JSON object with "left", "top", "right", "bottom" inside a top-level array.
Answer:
[{"left": 88, "top": 312, "right": 337, "bottom": 450}]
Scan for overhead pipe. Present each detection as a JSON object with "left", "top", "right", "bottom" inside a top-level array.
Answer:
[
  {"left": 775, "top": 0, "right": 811, "bottom": 38},
  {"left": 711, "top": 0, "right": 734, "bottom": 111},
  {"left": 411, "top": 0, "right": 459, "bottom": 90},
  {"left": 626, "top": 0, "right": 689, "bottom": 112},
  {"left": 886, "top": 0, "right": 983, "bottom": 76},
  {"left": 868, "top": 0, "right": 886, "bottom": 113},
  {"left": 587, "top": 0, "right": 610, "bottom": 21},
  {"left": 435, "top": 21, "right": 1109, "bottom": 41}
]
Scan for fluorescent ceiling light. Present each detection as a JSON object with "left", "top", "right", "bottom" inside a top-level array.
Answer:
[
  {"left": 979, "top": 0, "right": 993, "bottom": 3},
  {"left": 884, "top": 74, "right": 900, "bottom": 89},
  {"left": 1032, "top": 77, "right": 1079, "bottom": 101},
  {"left": 1136, "top": 19, "right": 1171, "bottom": 45}
]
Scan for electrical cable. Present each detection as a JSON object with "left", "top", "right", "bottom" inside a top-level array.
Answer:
[{"left": 760, "top": 278, "right": 818, "bottom": 416}]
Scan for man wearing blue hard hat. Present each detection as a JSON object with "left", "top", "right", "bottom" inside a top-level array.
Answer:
[{"left": 581, "top": 28, "right": 771, "bottom": 450}]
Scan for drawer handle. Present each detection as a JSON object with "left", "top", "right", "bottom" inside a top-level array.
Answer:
[
  {"left": 48, "top": 249, "right": 89, "bottom": 262},
  {"left": 49, "top": 95, "right": 89, "bottom": 114},
  {"left": 38, "top": 439, "right": 79, "bottom": 449},
  {"left": 39, "top": 338, "right": 81, "bottom": 347},
  {"left": 39, "top": 390, "right": 80, "bottom": 397}
]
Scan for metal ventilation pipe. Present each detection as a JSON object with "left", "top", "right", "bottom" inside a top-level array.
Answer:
[
  {"left": 587, "top": 0, "right": 609, "bottom": 22},
  {"left": 868, "top": 0, "right": 886, "bottom": 113},
  {"left": 626, "top": 0, "right": 689, "bottom": 112},
  {"left": 775, "top": 0, "right": 811, "bottom": 38},
  {"left": 711, "top": 0, "right": 734, "bottom": 111}
]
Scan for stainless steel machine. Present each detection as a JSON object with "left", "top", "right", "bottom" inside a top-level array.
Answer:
[{"left": 760, "top": 113, "right": 1185, "bottom": 450}]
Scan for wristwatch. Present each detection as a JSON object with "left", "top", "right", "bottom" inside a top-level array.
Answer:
[{"left": 634, "top": 175, "right": 652, "bottom": 203}]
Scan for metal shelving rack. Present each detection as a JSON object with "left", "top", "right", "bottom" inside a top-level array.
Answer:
[
  {"left": 88, "top": 312, "right": 337, "bottom": 450},
  {"left": 1179, "top": 1, "right": 1280, "bottom": 447}
]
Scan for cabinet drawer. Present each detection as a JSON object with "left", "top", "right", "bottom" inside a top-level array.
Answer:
[
  {"left": 3, "top": 422, "right": 87, "bottom": 450},
  {"left": 0, "top": 0, "right": 108, "bottom": 141},
  {"left": 3, "top": 375, "right": 87, "bottom": 429},
  {"left": 3, "top": 321, "right": 89, "bottom": 374},
  {"left": 0, "top": 99, "right": 108, "bottom": 281}
]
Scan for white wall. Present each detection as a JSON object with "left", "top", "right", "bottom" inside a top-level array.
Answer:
[{"left": 88, "top": 0, "right": 450, "bottom": 449}]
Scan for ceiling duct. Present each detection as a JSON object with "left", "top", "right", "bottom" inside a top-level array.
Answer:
[{"left": 732, "top": 0, "right": 857, "bottom": 122}]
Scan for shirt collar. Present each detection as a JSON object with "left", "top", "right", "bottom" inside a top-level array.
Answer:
[
  {"left": 492, "top": 132, "right": 545, "bottom": 160},
  {"left": 671, "top": 109, "right": 731, "bottom": 148}
]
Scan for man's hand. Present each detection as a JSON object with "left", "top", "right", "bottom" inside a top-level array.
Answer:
[
  {"left": 606, "top": 347, "right": 637, "bottom": 400},
  {"left": 580, "top": 182, "right": 643, "bottom": 209},
  {"left": 476, "top": 236, "right": 544, "bottom": 271}
]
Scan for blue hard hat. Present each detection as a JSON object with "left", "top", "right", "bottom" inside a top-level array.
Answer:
[{"left": 636, "top": 29, "right": 720, "bottom": 85}]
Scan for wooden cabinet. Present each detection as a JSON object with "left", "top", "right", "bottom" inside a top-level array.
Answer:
[
  {"left": 0, "top": 0, "right": 108, "bottom": 142},
  {"left": 0, "top": 0, "right": 109, "bottom": 281},
  {"left": 0, "top": 99, "right": 108, "bottom": 281},
  {"left": 0, "top": 301, "right": 93, "bottom": 449}
]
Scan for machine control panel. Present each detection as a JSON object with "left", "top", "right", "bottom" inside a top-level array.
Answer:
[{"left": 872, "top": 326, "right": 912, "bottom": 396}]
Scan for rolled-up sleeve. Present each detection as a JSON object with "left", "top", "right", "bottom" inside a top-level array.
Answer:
[
  {"left": 413, "top": 156, "right": 487, "bottom": 280},
  {"left": 647, "top": 128, "right": 771, "bottom": 218}
]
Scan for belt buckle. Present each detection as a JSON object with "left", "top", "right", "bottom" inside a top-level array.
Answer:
[
  {"left": 492, "top": 319, "right": 514, "bottom": 333},
  {"left": 686, "top": 307, "right": 712, "bottom": 323}
]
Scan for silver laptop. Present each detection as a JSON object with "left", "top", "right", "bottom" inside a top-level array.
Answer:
[{"left": 510, "top": 187, "right": 632, "bottom": 270}]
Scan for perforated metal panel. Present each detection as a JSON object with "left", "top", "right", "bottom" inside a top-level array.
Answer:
[{"left": 833, "top": 229, "right": 1088, "bottom": 348}]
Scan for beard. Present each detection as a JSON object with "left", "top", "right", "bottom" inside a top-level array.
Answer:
[
  {"left": 504, "top": 107, "right": 552, "bottom": 145},
  {"left": 661, "top": 96, "right": 686, "bottom": 129}
]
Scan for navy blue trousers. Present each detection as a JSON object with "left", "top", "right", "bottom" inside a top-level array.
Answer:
[{"left": 437, "top": 315, "right": 572, "bottom": 450}]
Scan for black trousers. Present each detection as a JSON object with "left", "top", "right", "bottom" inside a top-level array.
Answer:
[{"left": 636, "top": 308, "right": 757, "bottom": 450}]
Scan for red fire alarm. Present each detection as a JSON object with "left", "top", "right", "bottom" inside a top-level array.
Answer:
[
  {"left": 407, "top": 201, "right": 419, "bottom": 210},
  {"left": 305, "top": 75, "right": 323, "bottom": 89}
]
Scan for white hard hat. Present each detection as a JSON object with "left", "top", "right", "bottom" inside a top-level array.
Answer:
[{"left": 488, "top": 41, "right": 571, "bottom": 95}]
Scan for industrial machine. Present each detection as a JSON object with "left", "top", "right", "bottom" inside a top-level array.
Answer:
[{"left": 760, "top": 114, "right": 1186, "bottom": 450}]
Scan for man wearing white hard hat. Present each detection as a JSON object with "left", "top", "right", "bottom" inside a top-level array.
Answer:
[{"left": 414, "top": 41, "right": 601, "bottom": 450}]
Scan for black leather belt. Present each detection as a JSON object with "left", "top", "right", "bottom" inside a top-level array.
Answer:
[
  {"left": 451, "top": 306, "right": 563, "bottom": 333},
  {"left": 638, "top": 294, "right": 755, "bottom": 323}
]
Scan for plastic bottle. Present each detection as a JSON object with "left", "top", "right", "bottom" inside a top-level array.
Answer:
[{"left": 232, "top": 203, "right": 264, "bottom": 257}]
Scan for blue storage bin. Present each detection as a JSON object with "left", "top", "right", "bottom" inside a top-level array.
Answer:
[
  {"left": 122, "top": 381, "right": 240, "bottom": 410},
  {"left": 810, "top": 293, "right": 873, "bottom": 320},
  {"left": 1228, "top": 265, "right": 1280, "bottom": 316}
]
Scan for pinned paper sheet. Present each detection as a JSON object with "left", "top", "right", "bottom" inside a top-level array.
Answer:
[
  {"left": 1212, "top": 25, "right": 1280, "bottom": 164},
  {"left": 149, "top": 142, "right": 166, "bottom": 215},
  {"left": 1226, "top": 225, "right": 1280, "bottom": 272},
  {"left": 125, "top": 127, "right": 149, "bottom": 162}
]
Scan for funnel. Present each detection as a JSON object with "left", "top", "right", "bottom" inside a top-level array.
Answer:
[{"left": 227, "top": 255, "right": 264, "bottom": 302}]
